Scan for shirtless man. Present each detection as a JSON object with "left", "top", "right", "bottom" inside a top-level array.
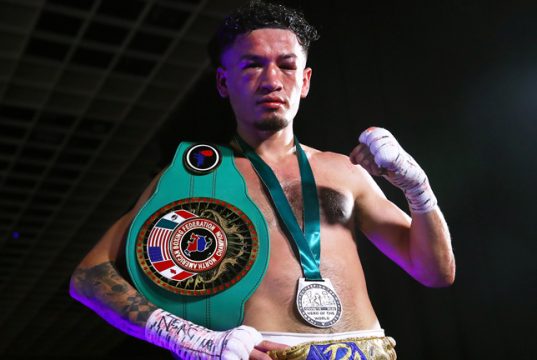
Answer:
[{"left": 70, "top": 2, "right": 455, "bottom": 359}]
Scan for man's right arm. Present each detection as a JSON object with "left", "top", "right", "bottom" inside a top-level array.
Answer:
[
  {"left": 69, "top": 172, "right": 284, "bottom": 359},
  {"left": 69, "top": 173, "right": 161, "bottom": 340}
]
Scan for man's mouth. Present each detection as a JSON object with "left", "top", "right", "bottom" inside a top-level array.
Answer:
[{"left": 257, "top": 97, "right": 286, "bottom": 109}]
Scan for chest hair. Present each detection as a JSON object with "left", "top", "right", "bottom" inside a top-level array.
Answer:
[{"left": 281, "top": 182, "right": 353, "bottom": 226}]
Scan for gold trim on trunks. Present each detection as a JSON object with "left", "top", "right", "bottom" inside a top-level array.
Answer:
[{"left": 267, "top": 336, "right": 397, "bottom": 360}]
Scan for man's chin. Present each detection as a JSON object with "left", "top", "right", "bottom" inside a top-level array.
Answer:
[{"left": 254, "top": 116, "right": 290, "bottom": 131}]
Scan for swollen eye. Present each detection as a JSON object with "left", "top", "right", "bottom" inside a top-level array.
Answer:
[{"left": 280, "top": 63, "right": 297, "bottom": 70}]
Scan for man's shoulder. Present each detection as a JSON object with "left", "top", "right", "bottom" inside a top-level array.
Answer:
[
  {"left": 302, "top": 145, "right": 369, "bottom": 179},
  {"left": 302, "top": 144, "right": 351, "bottom": 165}
]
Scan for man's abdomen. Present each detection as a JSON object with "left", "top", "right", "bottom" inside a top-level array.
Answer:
[{"left": 242, "top": 227, "right": 380, "bottom": 333}]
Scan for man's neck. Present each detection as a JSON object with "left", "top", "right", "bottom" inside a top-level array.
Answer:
[{"left": 236, "top": 125, "right": 296, "bottom": 163}]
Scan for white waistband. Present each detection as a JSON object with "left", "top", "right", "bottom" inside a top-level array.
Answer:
[{"left": 261, "top": 329, "right": 386, "bottom": 347}]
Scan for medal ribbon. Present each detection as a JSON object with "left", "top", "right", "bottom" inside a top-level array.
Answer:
[{"left": 235, "top": 136, "right": 322, "bottom": 281}]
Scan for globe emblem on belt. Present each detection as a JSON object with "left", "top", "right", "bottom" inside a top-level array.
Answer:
[{"left": 172, "top": 218, "right": 227, "bottom": 273}]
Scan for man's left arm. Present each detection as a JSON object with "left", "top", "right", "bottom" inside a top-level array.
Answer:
[
  {"left": 407, "top": 206, "right": 454, "bottom": 287},
  {"left": 350, "top": 127, "right": 455, "bottom": 287}
]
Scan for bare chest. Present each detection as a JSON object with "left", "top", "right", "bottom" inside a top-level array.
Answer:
[{"left": 233, "top": 156, "right": 354, "bottom": 228}]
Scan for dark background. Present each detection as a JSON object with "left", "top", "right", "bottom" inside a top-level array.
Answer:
[{"left": 1, "top": 0, "right": 536, "bottom": 359}]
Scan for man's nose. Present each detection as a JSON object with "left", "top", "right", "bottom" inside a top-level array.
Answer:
[{"left": 259, "top": 64, "right": 283, "bottom": 92}]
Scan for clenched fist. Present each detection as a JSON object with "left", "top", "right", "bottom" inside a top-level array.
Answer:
[{"left": 350, "top": 127, "right": 437, "bottom": 213}]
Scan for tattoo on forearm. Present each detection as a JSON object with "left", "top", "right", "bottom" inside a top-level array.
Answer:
[
  {"left": 124, "top": 295, "right": 156, "bottom": 323},
  {"left": 71, "top": 261, "right": 157, "bottom": 336}
]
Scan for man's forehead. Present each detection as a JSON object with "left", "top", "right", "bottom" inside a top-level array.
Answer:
[{"left": 223, "top": 28, "right": 304, "bottom": 62}]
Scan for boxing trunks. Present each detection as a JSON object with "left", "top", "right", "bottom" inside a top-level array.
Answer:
[{"left": 263, "top": 330, "right": 396, "bottom": 360}]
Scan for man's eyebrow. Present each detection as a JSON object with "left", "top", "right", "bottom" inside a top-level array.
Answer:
[
  {"left": 239, "top": 54, "right": 298, "bottom": 61},
  {"left": 239, "top": 54, "right": 263, "bottom": 61},
  {"left": 280, "top": 54, "right": 297, "bottom": 60}
]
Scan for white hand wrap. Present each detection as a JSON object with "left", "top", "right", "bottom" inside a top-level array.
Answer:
[
  {"left": 145, "top": 309, "right": 262, "bottom": 359},
  {"left": 359, "top": 127, "right": 437, "bottom": 213}
]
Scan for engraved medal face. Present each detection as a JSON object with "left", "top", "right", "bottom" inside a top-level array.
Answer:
[
  {"left": 136, "top": 198, "right": 258, "bottom": 296},
  {"left": 296, "top": 278, "right": 342, "bottom": 328}
]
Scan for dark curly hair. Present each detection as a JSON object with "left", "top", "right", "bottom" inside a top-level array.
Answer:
[{"left": 207, "top": 1, "right": 319, "bottom": 68}]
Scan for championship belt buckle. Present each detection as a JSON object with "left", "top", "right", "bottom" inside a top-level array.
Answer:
[
  {"left": 135, "top": 197, "right": 259, "bottom": 296},
  {"left": 296, "top": 277, "right": 342, "bottom": 328}
]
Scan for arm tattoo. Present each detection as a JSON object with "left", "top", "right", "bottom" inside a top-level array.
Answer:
[{"left": 71, "top": 261, "right": 157, "bottom": 339}]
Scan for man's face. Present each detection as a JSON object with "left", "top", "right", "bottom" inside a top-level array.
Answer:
[{"left": 216, "top": 28, "right": 312, "bottom": 132}]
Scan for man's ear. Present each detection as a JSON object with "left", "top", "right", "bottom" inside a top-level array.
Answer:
[
  {"left": 216, "top": 67, "right": 228, "bottom": 98},
  {"left": 301, "top": 67, "right": 312, "bottom": 98}
]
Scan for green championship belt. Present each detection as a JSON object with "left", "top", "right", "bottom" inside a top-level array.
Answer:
[{"left": 126, "top": 142, "right": 269, "bottom": 330}]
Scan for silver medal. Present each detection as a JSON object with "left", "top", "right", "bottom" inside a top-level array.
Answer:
[{"left": 296, "top": 277, "right": 342, "bottom": 328}]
